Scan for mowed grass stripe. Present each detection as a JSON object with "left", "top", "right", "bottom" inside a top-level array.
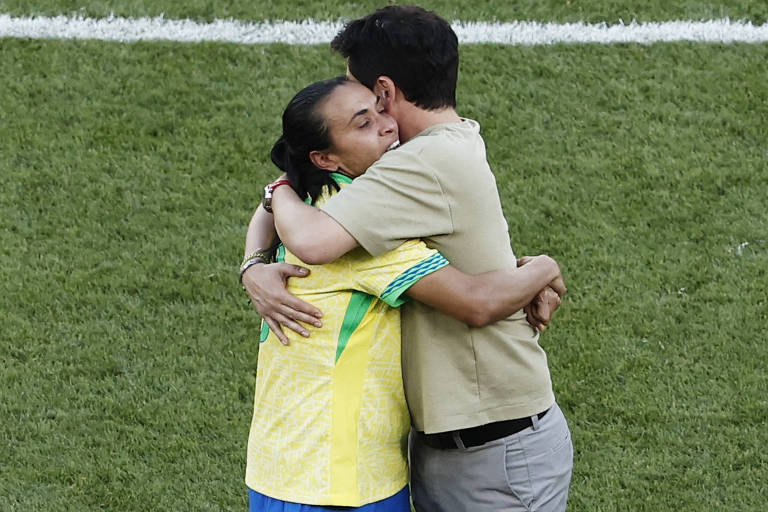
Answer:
[{"left": 2, "top": 14, "right": 768, "bottom": 44}]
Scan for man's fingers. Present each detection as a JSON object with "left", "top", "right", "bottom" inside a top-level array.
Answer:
[
  {"left": 241, "top": 262, "right": 320, "bottom": 342},
  {"left": 270, "top": 312, "right": 310, "bottom": 338},
  {"left": 277, "top": 303, "right": 323, "bottom": 328},
  {"left": 265, "top": 317, "right": 289, "bottom": 345},
  {"left": 254, "top": 295, "right": 322, "bottom": 328},
  {"left": 278, "top": 263, "right": 312, "bottom": 278},
  {"left": 248, "top": 292, "right": 321, "bottom": 333},
  {"left": 280, "top": 294, "right": 323, "bottom": 321},
  {"left": 246, "top": 291, "right": 260, "bottom": 311},
  {"left": 265, "top": 311, "right": 311, "bottom": 341}
]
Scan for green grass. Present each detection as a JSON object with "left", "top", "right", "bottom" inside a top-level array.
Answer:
[
  {"left": 475, "top": 43, "right": 768, "bottom": 510},
  {"left": 1, "top": 0, "right": 767, "bottom": 24},
  {"left": 2, "top": 3, "right": 768, "bottom": 511},
  {"left": 0, "top": 40, "right": 341, "bottom": 510}
]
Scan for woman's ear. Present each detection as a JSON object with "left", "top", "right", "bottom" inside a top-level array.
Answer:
[{"left": 309, "top": 150, "right": 340, "bottom": 172}]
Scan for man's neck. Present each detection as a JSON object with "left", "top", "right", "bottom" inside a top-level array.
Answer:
[{"left": 395, "top": 103, "right": 462, "bottom": 143}]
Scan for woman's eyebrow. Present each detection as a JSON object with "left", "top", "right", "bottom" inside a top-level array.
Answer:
[
  {"left": 347, "top": 97, "right": 378, "bottom": 125},
  {"left": 347, "top": 108, "right": 370, "bottom": 125}
]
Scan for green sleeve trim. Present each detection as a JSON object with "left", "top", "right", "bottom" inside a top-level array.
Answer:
[
  {"left": 259, "top": 320, "right": 270, "bottom": 343},
  {"left": 259, "top": 245, "right": 285, "bottom": 342},
  {"left": 336, "top": 291, "right": 374, "bottom": 363},
  {"left": 380, "top": 253, "right": 450, "bottom": 308}
]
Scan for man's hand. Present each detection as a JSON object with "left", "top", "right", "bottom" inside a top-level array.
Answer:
[
  {"left": 242, "top": 262, "right": 323, "bottom": 345},
  {"left": 524, "top": 286, "right": 562, "bottom": 332}
]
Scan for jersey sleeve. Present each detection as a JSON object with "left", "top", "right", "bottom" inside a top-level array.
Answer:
[
  {"left": 349, "top": 239, "right": 449, "bottom": 308},
  {"left": 319, "top": 148, "right": 454, "bottom": 256}
]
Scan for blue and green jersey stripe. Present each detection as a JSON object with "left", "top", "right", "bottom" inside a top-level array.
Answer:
[{"left": 380, "top": 252, "right": 450, "bottom": 307}]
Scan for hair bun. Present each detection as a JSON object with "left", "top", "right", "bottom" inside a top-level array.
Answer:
[{"left": 270, "top": 135, "right": 291, "bottom": 173}]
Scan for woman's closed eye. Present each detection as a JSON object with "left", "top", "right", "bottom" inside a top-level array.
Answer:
[{"left": 361, "top": 110, "right": 387, "bottom": 128}]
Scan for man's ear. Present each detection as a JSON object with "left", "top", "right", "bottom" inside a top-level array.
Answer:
[
  {"left": 373, "top": 76, "right": 397, "bottom": 109},
  {"left": 309, "top": 150, "right": 339, "bottom": 172}
]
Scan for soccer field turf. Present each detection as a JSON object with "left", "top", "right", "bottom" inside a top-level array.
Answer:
[{"left": 1, "top": 2, "right": 767, "bottom": 510}]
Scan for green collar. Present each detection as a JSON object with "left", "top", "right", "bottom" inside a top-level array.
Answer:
[
  {"left": 330, "top": 172, "right": 353, "bottom": 185},
  {"left": 303, "top": 172, "right": 353, "bottom": 205}
]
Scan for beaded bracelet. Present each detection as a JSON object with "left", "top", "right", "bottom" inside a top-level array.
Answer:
[{"left": 239, "top": 247, "right": 276, "bottom": 285}]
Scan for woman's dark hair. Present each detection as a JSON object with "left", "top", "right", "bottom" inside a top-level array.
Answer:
[
  {"left": 331, "top": 6, "right": 458, "bottom": 110},
  {"left": 270, "top": 76, "right": 348, "bottom": 204}
]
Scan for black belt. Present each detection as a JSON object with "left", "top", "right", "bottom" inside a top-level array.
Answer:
[{"left": 419, "top": 407, "right": 550, "bottom": 449}]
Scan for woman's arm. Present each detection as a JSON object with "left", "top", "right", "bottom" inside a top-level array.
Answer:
[
  {"left": 406, "top": 255, "right": 565, "bottom": 328},
  {"left": 243, "top": 203, "right": 278, "bottom": 257},
  {"left": 241, "top": 204, "right": 323, "bottom": 344}
]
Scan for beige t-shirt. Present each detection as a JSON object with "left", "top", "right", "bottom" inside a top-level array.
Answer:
[{"left": 321, "top": 118, "right": 555, "bottom": 433}]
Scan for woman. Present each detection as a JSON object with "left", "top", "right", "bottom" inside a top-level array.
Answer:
[{"left": 244, "top": 77, "right": 564, "bottom": 511}]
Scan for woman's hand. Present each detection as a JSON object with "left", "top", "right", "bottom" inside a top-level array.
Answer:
[
  {"left": 242, "top": 262, "right": 323, "bottom": 345},
  {"left": 517, "top": 255, "right": 566, "bottom": 332},
  {"left": 524, "top": 286, "right": 561, "bottom": 332}
]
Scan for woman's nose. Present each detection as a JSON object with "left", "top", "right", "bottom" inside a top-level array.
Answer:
[{"left": 380, "top": 118, "right": 396, "bottom": 135}]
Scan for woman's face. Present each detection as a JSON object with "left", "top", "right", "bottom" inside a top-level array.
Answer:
[{"left": 317, "top": 82, "right": 399, "bottom": 177}]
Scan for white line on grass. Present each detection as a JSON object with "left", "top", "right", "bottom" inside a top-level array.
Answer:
[{"left": 1, "top": 15, "right": 767, "bottom": 45}]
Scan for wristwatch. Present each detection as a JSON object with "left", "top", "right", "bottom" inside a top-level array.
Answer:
[{"left": 262, "top": 179, "right": 291, "bottom": 213}]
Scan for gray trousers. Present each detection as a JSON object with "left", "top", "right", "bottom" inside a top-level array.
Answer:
[{"left": 410, "top": 402, "right": 573, "bottom": 512}]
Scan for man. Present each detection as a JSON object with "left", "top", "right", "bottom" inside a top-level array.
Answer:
[{"left": 243, "top": 6, "right": 572, "bottom": 511}]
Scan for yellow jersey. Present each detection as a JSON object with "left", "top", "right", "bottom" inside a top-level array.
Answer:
[{"left": 245, "top": 173, "right": 448, "bottom": 506}]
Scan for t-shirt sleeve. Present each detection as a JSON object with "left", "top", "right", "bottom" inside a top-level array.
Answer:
[
  {"left": 319, "top": 149, "right": 454, "bottom": 256},
  {"left": 350, "top": 239, "right": 449, "bottom": 308}
]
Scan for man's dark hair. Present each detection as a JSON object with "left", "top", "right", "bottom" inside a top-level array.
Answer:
[
  {"left": 270, "top": 76, "right": 348, "bottom": 204},
  {"left": 331, "top": 5, "right": 458, "bottom": 110}
]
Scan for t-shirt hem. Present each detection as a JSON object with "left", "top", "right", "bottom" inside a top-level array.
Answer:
[
  {"left": 245, "top": 477, "right": 408, "bottom": 508},
  {"left": 416, "top": 392, "right": 556, "bottom": 434}
]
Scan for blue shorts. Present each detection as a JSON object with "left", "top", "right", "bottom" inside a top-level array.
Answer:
[{"left": 248, "top": 486, "right": 410, "bottom": 512}]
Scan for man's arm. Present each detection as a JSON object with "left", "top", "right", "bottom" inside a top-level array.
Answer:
[
  {"left": 406, "top": 255, "right": 565, "bottom": 328},
  {"left": 271, "top": 185, "right": 358, "bottom": 265},
  {"left": 241, "top": 204, "right": 323, "bottom": 344}
]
